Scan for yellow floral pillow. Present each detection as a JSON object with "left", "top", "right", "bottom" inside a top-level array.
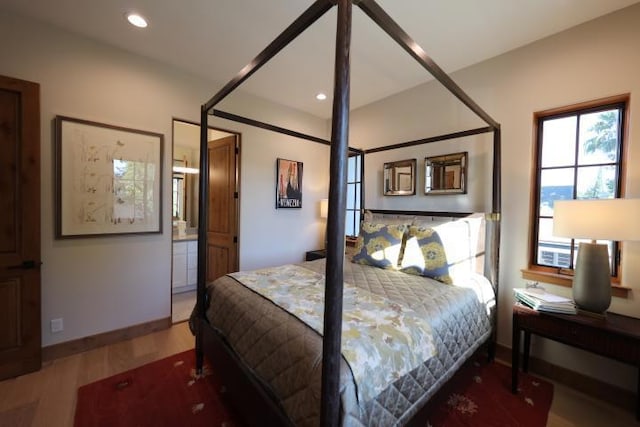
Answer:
[
  {"left": 351, "top": 222, "right": 408, "bottom": 269},
  {"left": 400, "top": 225, "right": 452, "bottom": 284}
]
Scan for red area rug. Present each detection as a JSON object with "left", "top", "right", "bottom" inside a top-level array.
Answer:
[
  {"left": 75, "top": 351, "right": 553, "bottom": 427},
  {"left": 424, "top": 358, "right": 554, "bottom": 427},
  {"left": 74, "top": 350, "right": 240, "bottom": 427}
]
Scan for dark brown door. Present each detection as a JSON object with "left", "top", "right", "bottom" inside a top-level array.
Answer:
[
  {"left": 0, "top": 75, "right": 41, "bottom": 380},
  {"left": 207, "top": 135, "right": 239, "bottom": 281}
]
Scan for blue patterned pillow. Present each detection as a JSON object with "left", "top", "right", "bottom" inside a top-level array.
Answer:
[
  {"left": 351, "top": 222, "right": 408, "bottom": 269},
  {"left": 400, "top": 225, "right": 452, "bottom": 284}
]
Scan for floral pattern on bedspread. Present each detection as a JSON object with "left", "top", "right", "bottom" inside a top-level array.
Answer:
[{"left": 229, "top": 264, "right": 436, "bottom": 404}]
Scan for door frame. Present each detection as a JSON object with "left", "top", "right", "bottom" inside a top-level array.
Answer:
[
  {"left": 0, "top": 74, "right": 42, "bottom": 379},
  {"left": 170, "top": 118, "right": 240, "bottom": 320}
]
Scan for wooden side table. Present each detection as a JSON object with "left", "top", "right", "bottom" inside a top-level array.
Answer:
[
  {"left": 305, "top": 249, "right": 326, "bottom": 261},
  {"left": 511, "top": 303, "right": 640, "bottom": 420}
]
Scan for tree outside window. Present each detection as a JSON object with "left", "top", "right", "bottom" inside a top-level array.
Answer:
[{"left": 532, "top": 97, "right": 626, "bottom": 276}]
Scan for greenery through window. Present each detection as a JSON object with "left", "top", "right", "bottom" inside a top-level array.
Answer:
[
  {"left": 172, "top": 176, "right": 184, "bottom": 220},
  {"left": 112, "top": 159, "right": 155, "bottom": 224},
  {"left": 531, "top": 97, "right": 627, "bottom": 277},
  {"left": 345, "top": 153, "right": 362, "bottom": 238}
]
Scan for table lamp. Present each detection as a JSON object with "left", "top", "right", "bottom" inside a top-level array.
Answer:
[{"left": 553, "top": 198, "right": 640, "bottom": 315}]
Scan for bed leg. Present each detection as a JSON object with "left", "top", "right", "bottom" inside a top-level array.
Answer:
[
  {"left": 195, "top": 317, "right": 204, "bottom": 374},
  {"left": 487, "top": 333, "right": 496, "bottom": 363}
]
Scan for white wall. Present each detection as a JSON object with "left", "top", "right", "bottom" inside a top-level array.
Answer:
[
  {"left": 363, "top": 136, "right": 493, "bottom": 213},
  {"left": 0, "top": 10, "right": 329, "bottom": 347},
  {"left": 4, "top": 2, "right": 638, "bottom": 392},
  {"left": 351, "top": 4, "right": 640, "bottom": 391}
]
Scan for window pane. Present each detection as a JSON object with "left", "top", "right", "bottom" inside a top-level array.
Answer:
[
  {"left": 345, "top": 154, "right": 362, "bottom": 238},
  {"left": 576, "top": 165, "right": 616, "bottom": 199},
  {"left": 353, "top": 209, "right": 361, "bottom": 236},
  {"left": 541, "top": 116, "right": 577, "bottom": 167},
  {"left": 134, "top": 163, "right": 144, "bottom": 180},
  {"left": 539, "top": 168, "right": 574, "bottom": 216},
  {"left": 347, "top": 183, "right": 355, "bottom": 209},
  {"left": 537, "top": 218, "right": 571, "bottom": 267},
  {"left": 533, "top": 100, "right": 625, "bottom": 274},
  {"left": 348, "top": 156, "right": 356, "bottom": 182},
  {"left": 578, "top": 110, "right": 619, "bottom": 166},
  {"left": 172, "top": 178, "right": 180, "bottom": 217},
  {"left": 345, "top": 210, "right": 355, "bottom": 236}
]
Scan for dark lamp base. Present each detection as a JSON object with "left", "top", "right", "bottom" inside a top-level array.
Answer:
[{"left": 573, "top": 242, "right": 612, "bottom": 314}]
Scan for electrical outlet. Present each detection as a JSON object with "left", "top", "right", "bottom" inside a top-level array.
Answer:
[{"left": 50, "top": 318, "right": 64, "bottom": 333}]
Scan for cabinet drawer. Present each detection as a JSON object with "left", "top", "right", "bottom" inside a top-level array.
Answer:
[
  {"left": 173, "top": 241, "right": 187, "bottom": 255},
  {"left": 520, "top": 315, "right": 594, "bottom": 349},
  {"left": 518, "top": 313, "right": 640, "bottom": 364},
  {"left": 187, "top": 268, "right": 197, "bottom": 286},
  {"left": 602, "top": 334, "right": 640, "bottom": 364},
  {"left": 187, "top": 252, "right": 197, "bottom": 269},
  {"left": 172, "top": 253, "right": 187, "bottom": 287},
  {"left": 517, "top": 311, "right": 556, "bottom": 334}
]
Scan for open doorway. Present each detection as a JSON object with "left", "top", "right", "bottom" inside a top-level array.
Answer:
[{"left": 171, "top": 119, "right": 240, "bottom": 323}]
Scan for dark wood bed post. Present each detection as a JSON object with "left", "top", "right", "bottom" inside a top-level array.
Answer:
[
  {"left": 487, "top": 126, "right": 502, "bottom": 360},
  {"left": 358, "top": 0, "right": 499, "bottom": 130},
  {"left": 195, "top": 105, "right": 209, "bottom": 374},
  {"left": 321, "top": 1, "right": 352, "bottom": 425},
  {"left": 194, "top": 0, "right": 503, "bottom": 420},
  {"left": 358, "top": 0, "right": 502, "bottom": 354},
  {"left": 195, "top": 0, "right": 334, "bottom": 375}
]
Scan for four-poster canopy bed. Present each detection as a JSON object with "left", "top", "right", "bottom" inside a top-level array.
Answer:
[{"left": 193, "top": 0, "right": 501, "bottom": 425}]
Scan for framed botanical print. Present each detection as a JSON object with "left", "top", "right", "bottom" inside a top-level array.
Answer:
[{"left": 55, "top": 116, "right": 163, "bottom": 238}]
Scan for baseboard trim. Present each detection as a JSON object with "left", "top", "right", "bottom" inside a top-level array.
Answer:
[
  {"left": 42, "top": 317, "right": 171, "bottom": 362},
  {"left": 496, "top": 344, "right": 635, "bottom": 412}
]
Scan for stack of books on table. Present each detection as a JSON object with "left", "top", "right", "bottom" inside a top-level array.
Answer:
[{"left": 514, "top": 287, "right": 577, "bottom": 314}]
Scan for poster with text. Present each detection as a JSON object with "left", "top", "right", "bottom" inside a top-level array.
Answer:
[{"left": 276, "top": 158, "right": 303, "bottom": 209}]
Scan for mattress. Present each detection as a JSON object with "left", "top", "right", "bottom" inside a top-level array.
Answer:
[{"left": 203, "top": 259, "right": 493, "bottom": 426}]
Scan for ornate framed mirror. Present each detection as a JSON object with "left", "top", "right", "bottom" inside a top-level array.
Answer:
[
  {"left": 425, "top": 152, "right": 467, "bottom": 195},
  {"left": 383, "top": 159, "right": 416, "bottom": 196}
]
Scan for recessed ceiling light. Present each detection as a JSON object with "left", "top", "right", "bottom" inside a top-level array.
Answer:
[
  {"left": 126, "top": 13, "right": 148, "bottom": 28},
  {"left": 316, "top": 93, "right": 327, "bottom": 101}
]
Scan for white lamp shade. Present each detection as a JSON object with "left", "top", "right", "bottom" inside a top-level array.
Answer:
[
  {"left": 320, "top": 199, "right": 329, "bottom": 219},
  {"left": 172, "top": 166, "right": 199, "bottom": 174},
  {"left": 553, "top": 199, "right": 640, "bottom": 241}
]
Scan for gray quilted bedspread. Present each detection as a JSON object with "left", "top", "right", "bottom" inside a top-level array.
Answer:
[{"left": 204, "top": 259, "right": 492, "bottom": 426}]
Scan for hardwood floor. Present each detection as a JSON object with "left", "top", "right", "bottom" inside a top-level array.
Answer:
[
  {"left": 546, "top": 380, "right": 639, "bottom": 426},
  {"left": 172, "top": 290, "right": 196, "bottom": 323},
  {"left": 0, "top": 321, "right": 637, "bottom": 426},
  {"left": 0, "top": 322, "right": 194, "bottom": 427}
]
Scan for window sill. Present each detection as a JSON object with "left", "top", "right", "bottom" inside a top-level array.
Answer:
[{"left": 521, "top": 269, "right": 630, "bottom": 299}]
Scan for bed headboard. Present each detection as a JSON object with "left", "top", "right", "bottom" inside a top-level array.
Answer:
[{"left": 366, "top": 209, "right": 488, "bottom": 284}]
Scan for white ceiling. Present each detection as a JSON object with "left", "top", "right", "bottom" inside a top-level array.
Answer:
[{"left": 2, "top": 0, "right": 638, "bottom": 118}]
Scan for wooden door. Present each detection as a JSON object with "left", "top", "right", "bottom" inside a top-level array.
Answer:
[
  {"left": 207, "top": 135, "right": 239, "bottom": 281},
  {"left": 0, "top": 75, "right": 41, "bottom": 380}
]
